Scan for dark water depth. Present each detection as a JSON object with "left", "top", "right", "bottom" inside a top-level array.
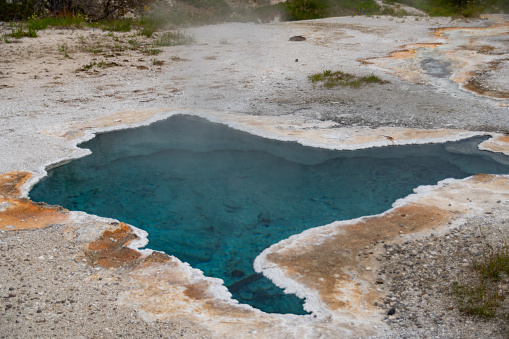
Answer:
[{"left": 30, "top": 115, "right": 509, "bottom": 314}]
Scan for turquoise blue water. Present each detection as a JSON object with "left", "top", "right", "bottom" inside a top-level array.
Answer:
[{"left": 30, "top": 115, "right": 509, "bottom": 314}]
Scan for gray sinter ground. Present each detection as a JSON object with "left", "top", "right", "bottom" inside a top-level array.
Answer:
[
  {"left": 0, "top": 225, "right": 212, "bottom": 339},
  {"left": 371, "top": 213, "right": 509, "bottom": 339}
]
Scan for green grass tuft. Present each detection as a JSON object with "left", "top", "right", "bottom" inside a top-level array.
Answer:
[
  {"left": 9, "top": 22, "right": 38, "bottom": 38},
  {"left": 452, "top": 229, "right": 509, "bottom": 319},
  {"left": 309, "top": 70, "right": 387, "bottom": 88}
]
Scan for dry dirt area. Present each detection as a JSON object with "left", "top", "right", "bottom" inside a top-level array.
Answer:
[{"left": 1, "top": 14, "right": 509, "bottom": 338}]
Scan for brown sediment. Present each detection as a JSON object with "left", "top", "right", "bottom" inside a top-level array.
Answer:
[
  {"left": 184, "top": 281, "right": 212, "bottom": 300},
  {"left": 361, "top": 43, "right": 440, "bottom": 65},
  {"left": 84, "top": 222, "right": 142, "bottom": 268},
  {"left": 0, "top": 171, "right": 69, "bottom": 231},
  {"left": 480, "top": 135, "right": 509, "bottom": 155},
  {"left": 464, "top": 79, "right": 509, "bottom": 98},
  {"left": 360, "top": 44, "right": 443, "bottom": 84},
  {"left": 463, "top": 59, "right": 509, "bottom": 99},
  {"left": 265, "top": 204, "right": 453, "bottom": 312},
  {"left": 430, "top": 20, "right": 509, "bottom": 39},
  {"left": 0, "top": 171, "right": 32, "bottom": 198},
  {"left": 143, "top": 251, "right": 173, "bottom": 263}
]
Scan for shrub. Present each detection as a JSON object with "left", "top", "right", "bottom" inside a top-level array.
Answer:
[
  {"left": 285, "top": 0, "right": 328, "bottom": 20},
  {"left": 0, "top": 0, "right": 37, "bottom": 21},
  {"left": 394, "top": 0, "right": 508, "bottom": 16}
]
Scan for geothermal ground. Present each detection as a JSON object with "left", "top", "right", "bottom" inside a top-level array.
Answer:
[{"left": 1, "top": 13, "right": 509, "bottom": 338}]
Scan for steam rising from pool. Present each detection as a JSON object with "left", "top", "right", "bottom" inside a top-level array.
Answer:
[{"left": 30, "top": 115, "right": 509, "bottom": 314}]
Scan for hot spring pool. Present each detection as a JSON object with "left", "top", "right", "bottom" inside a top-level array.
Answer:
[{"left": 30, "top": 115, "right": 509, "bottom": 314}]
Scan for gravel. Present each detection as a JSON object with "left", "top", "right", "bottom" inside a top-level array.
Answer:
[
  {"left": 372, "top": 214, "right": 509, "bottom": 338},
  {"left": 0, "top": 225, "right": 212, "bottom": 338}
]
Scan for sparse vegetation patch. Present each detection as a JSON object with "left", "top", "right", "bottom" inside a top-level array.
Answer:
[
  {"left": 309, "top": 70, "right": 387, "bottom": 88},
  {"left": 9, "top": 21, "right": 38, "bottom": 38},
  {"left": 452, "top": 229, "right": 509, "bottom": 319}
]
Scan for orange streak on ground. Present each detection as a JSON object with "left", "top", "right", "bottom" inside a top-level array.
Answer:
[
  {"left": 431, "top": 21, "right": 509, "bottom": 39},
  {"left": 84, "top": 222, "right": 142, "bottom": 268},
  {"left": 366, "top": 20, "right": 509, "bottom": 98},
  {"left": 0, "top": 171, "right": 32, "bottom": 198},
  {"left": 0, "top": 171, "right": 69, "bottom": 231},
  {"left": 266, "top": 203, "right": 454, "bottom": 313}
]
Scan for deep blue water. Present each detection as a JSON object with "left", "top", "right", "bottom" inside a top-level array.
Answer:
[{"left": 31, "top": 115, "right": 509, "bottom": 314}]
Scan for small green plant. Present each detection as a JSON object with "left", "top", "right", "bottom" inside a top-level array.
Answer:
[
  {"left": 9, "top": 22, "right": 38, "bottom": 38},
  {"left": 137, "top": 26, "right": 154, "bottom": 38},
  {"left": 452, "top": 229, "right": 509, "bottom": 319},
  {"left": 82, "top": 62, "right": 97, "bottom": 70},
  {"left": 154, "top": 31, "right": 195, "bottom": 47},
  {"left": 59, "top": 44, "right": 70, "bottom": 58},
  {"left": 3, "top": 34, "right": 12, "bottom": 43},
  {"left": 141, "top": 48, "right": 162, "bottom": 55},
  {"left": 309, "top": 70, "right": 387, "bottom": 88},
  {"left": 81, "top": 61, "right": 105, "bottom": 70},
  {"left": 152, "top": 58, "right": 164, "bottom": 66},
  {"left": 219, "top": 38, "right": 229, "bottom": 45}
]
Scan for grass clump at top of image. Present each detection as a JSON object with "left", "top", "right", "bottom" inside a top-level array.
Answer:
[
  {"left": 28, "top": 13, "right": 87, "bottom": 30},
  {"left": 452, "top": 230, "right": 509, "bottom": 320},
  {"left": 309, "top": 70, "right": 387, "bottom": 88},
  {"left": 284, "top": 0, "right": 381, "bottom": 20},
  {"left": 393, "top": 0, "right": 509, "bottom": 17}
]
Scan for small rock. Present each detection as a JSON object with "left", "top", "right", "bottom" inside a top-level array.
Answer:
[{"left": 289, "top": 36, "right": 306, "bottom": 41}]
